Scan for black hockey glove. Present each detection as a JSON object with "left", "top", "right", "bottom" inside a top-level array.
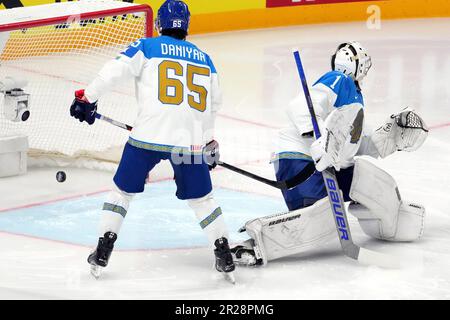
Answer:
[
  {"left": 204, "top": 140, "right": 220, "bottom": 170},
  {"left": 70, "top": 89, "right": 97, "bottom": 125}
]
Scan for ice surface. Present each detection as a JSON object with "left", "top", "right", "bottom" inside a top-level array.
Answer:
[{"left": 0, "top": 18, "right": 449, "bottom": 299}]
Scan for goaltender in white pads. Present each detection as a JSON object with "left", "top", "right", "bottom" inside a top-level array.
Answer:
[{"left": 232, "top": 41, "right": 429, "bottom": 266}]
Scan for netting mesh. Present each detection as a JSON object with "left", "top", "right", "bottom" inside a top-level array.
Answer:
[
  {"left": 0, "top": 9, "right": 150, "bottom": 165},
  {"left": 395, "top": 109, "right": 429, "bottom": 152},
  {"left": 397, "top": 110, "right": 429, "bottom": 131}
]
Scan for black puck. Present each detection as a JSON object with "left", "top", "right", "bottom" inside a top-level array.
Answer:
[{"left": 56, "top": 171, "right": 66, "bottom": 183}]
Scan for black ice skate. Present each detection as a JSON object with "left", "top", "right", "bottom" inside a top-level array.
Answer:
[
  {"left": 87, "top": 231, "right": 117, "bottom": 279},
  {"left": 214, "top": 237, "right": 236, "bottom": 284}
]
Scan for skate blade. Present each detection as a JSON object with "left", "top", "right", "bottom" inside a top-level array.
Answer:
[
  {"left": 90, "top": 264, "right": 102, "bottom": 279},
  {"left": 223, "top": 272, "right": 236, "bottom": 285}
]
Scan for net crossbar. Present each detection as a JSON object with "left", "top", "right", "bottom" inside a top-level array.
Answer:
[{"left": 0, "top": 0, "right": 153, "bottom": 166}]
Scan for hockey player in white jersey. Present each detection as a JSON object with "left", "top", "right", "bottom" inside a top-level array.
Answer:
[
  {"left": 69, "top": 0, "right": 235, "bottom": 282},
  {"left": 232, "top": 42, "right": 429, "bottom": 266}
]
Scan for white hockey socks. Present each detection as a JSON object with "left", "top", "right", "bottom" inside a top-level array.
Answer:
[
  {"left": 188, "top": 192, "right": 229, "bottom": 246},
  {"left": 99, "top": 185, "right": 134, "bottom": 236},
  {"left": 98, "top": 189, "right": 228, "bottom": 248}
]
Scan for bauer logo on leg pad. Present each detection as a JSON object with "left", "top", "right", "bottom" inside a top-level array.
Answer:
[{"left": 326, "top": 178, "right": 349, "bottom": 240}]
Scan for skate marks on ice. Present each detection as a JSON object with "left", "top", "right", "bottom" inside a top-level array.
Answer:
[
  {"left": 1, "top": 209, "right": 450, "bottom": 299},
  {"left": 0, "top": 19, "right": 449, "bottom": 299},
  {"left": 0, "top": 232, "right": 246, "bottom": 299}
]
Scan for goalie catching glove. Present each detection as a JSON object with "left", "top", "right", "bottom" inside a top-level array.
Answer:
[
  {"left": 70, "top": 89, "right": 97, "bottom": 125},
  {"left": 371, "top": 108, "right": 428, "bottom": 158}
]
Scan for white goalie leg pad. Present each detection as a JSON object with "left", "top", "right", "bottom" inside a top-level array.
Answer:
[
  {"left": 242, "top": 197, "right": 336, "bottom": 265},
  {"left": 99, "top": 184, "right": 134, "bottom": 236},
  {"left": 188, "top": 192, "right": 228, "bottom": 246},
  {"left": 349, "top": 158, "right": 425, "bottom": 241}
]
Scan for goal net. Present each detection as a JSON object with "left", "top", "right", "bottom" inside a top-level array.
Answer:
[{"left": 0, "top": 0, "right": 153, "bottom": 169}]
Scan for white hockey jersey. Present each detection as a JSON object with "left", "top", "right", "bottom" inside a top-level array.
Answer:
[
  {"left": 85, "top": 35, "right": 221, "bottom": 153},
  {"left": 274, "top": 71, "right": 375, "bottom": 169}
]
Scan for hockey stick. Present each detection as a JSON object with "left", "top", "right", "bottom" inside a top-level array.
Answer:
[
  {"left": 96, "top": 113, "right": 133, "bottom": 131},
  {"left": 95, "top": 112, "right": 315, "bottom": 190},
  {"left": 217, "top": 160, "right": 315, "bottom": 190},
  {"left": 293, "top": 51, "right": 400, "bottom": 268}
]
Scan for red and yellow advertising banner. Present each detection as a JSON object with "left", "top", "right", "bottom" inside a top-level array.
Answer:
[
  {"left": 1, "top": 0, "right": 449, "bottom": 34},
  {"left": 0, "top": 0, "right": 264, "bottom": 12},
  {"left": 266, "top": 0, "right": 376, "bottom": 8}
]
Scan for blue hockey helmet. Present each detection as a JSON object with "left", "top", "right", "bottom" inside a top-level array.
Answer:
[{"left": 155, "top": 0, "right": 191, "bottom": 34}]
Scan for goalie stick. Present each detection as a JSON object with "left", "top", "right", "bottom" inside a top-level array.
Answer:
[
  {"left": 94, "top": 112, "right": 315, "bottom": 190},
  {"left": 293, "top": 50, "right": 400, "bottom": 268}
]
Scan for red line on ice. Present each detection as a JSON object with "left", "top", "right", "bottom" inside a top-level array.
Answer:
[
  {"left": 7, "top": 64, "right": 280, "bottom": 130},
  {"left": 0, "top": 159, "right": 279, "bottom": 249},
  {"left": 0, "top": 189, "right": 110, "bottom": 213},
  {"left": 0, "top": 230, "right": 209, "bottom": 252},
  {"left": 429, "top": 122, "right": 450, "bottom": 130},
  {"left": 0, "top": 176, "right": 174, "bottom": 213},
  {"left": 0, "top": 158, "right": 272, "bottom": 213},
  {"left": 217, "top": 113, "right": 280, "bottom": 129}
]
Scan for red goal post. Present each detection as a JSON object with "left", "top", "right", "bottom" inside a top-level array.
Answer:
[
  {"left": 0, "top": 3, "right": 153, "bottom": 35},
  {"left": 0, "top": 1, "right": 154, "bottom": 169}
]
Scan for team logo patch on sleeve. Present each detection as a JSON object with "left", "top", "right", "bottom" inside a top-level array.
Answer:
[{"left": 350, "top": 108, "right": 364, "bottom": 144}]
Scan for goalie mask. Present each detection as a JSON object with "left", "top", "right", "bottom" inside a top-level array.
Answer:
[{"left": 331, "top": 41, "right": 372, "bottom": 82}]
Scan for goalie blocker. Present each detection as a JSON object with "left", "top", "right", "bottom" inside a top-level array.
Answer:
[{"left": 233, "top": 158, "right": 426, "bottom": 266}]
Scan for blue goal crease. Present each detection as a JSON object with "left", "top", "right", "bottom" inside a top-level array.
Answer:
[{"left": 0, "top": 181, "right": 285, "bottom": 250}]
